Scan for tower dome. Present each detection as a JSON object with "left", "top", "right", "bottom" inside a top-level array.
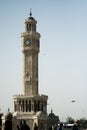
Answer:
[
  {"left": 25, "top": 11, "right": 37, "bottom": 32},
  {"left": 5, "top": 112, "right": 12, "bottom": 120}
]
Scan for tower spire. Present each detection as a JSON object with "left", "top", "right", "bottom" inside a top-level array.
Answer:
[{"left": 29, "top": 8, "right": 32, "bottom": 17}]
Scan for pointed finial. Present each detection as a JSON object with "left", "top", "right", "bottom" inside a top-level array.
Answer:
[
  {"left": 30, "top": 8, "right": 32, "bottom": 17},
  {"left": 8, "top": 108, "right": 10, "bottom": 112},
  {"left": 51, "top": 109, "right": 53, "bottom": 113}
]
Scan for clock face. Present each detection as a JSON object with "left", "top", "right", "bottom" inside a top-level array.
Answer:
[{"left": 25, "top": 39, "right": 31, "bottom": 46}]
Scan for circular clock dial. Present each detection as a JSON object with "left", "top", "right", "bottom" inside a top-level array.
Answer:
[{"left": 25, "top": 39, "right": 31, "bottom": 46}]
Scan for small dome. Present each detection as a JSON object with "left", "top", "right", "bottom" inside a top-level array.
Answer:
[
  {"left": 48, "top": 112, "right": 55, "bottom": 118},
  {"left": 28, "top": 17, "right": 35, "bottom": 20},
  {"left": 26, "top": 16, "right": 37, "bottom": 24},
  {"left": 5, "top": 112, "right": 12, "bottom": 120}
]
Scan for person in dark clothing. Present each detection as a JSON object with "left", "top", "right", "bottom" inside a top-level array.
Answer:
[
  {"left": 4, "top": 120, "right": 12, "bottom": 130},
  {"left": 72, "top": 120, "right": 80, "bottom": 130},
  {"left": 34, "top": 123, "right": 38, "bottom": 130},
  {"left": 59, "top": 123, "right": 63, "bottom": 130},
  {"left": 17, "top": 121, "right": 23, "bottom": 130},
  {"left": 22, "top": 120, "right": 30, "bottom": 130},
  {"left": 49, "top": 126, "right": 52, "bottom": 130}
]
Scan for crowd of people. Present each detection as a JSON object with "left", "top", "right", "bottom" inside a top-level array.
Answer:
[
  {"left": 72, "top": 120, "right": 80, "bottom": 130},
  {"left": 57, "top": 120, "right": 80, "bottom": 130},
  {"left": 17, "top": 120, "right": 30, "bottom": 130},
  {"left": 3, "top": 118, "right": 80, "bottom": 130},
  {"left": 17, "top": 120, "right": 38, "bottom": 130}
]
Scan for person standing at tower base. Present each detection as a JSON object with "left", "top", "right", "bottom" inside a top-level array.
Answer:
[{"left": 72, "top": 120, "right": 80, "bottom": 130}]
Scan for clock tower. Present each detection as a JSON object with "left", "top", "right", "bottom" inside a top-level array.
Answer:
[
  {"left": 13, "top": 12, "right": 48, "bottom": 130},
  {"left": 21, "top": 12, "right": 40, "bottom": 96}
]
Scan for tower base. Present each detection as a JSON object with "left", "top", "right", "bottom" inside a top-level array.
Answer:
[{"left": 12, "top": 111, "right": 48, "bottom": 130}]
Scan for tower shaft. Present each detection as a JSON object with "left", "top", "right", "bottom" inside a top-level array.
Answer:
[{"left": 21, "top": 16, "right": 40, "bottom": 96}]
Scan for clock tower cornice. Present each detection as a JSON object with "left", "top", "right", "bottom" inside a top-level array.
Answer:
[{"left": 21, "top": 32, "right": 40, "bottom": 39}]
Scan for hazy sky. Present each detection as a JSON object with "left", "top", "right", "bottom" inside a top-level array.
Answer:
[{"left": 0, "top": 0, "right": 87, "bottom": 121}]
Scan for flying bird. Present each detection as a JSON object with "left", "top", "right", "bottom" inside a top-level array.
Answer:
[{"left": 71, "top": 100, "right": 75, "bottom": 103}]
